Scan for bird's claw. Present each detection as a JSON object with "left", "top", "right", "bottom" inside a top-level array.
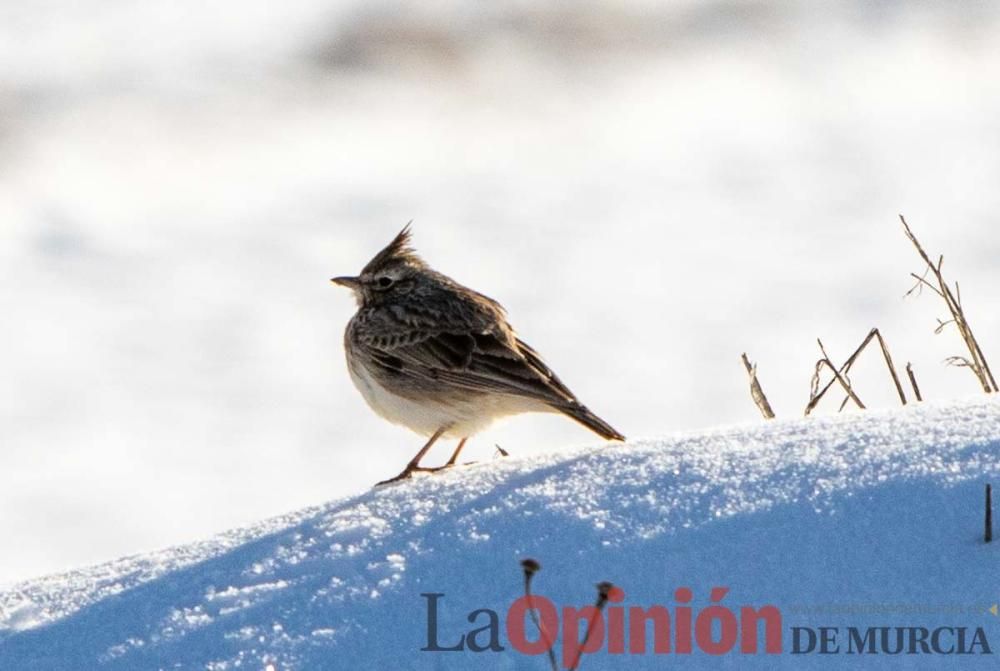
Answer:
[{"left": 374, "top": 461, "right": 477, "bottom": 487}]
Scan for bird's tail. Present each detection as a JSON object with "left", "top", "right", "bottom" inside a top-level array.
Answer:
[{"left": 557, "top": 403, "right": 625, "bottom": 441}]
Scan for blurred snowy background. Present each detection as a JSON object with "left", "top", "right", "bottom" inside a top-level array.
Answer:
[{"left": 1, "top": 0, "right": 998, "bottom": 585}]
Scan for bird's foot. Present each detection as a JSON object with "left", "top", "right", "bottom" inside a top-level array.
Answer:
[
  {"left": 374, "top": 464, "right": 446, "bottom": 486},
  {"left": 374, "top": 462, "right": 476, "bottom": 487},
  {"left": 374, "top": 468, "right": 418, "bottom": 487},
  {"left": 443, "top": 459, "right": 479, "bottom": 469}
]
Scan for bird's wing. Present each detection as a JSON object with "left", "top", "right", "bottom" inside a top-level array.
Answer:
[{"left": 355, "top": 313, "right": 579, "bottom": 407}]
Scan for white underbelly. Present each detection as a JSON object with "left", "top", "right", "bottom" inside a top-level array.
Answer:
[{"left": 347, "top": 362, "right": 544, "bottom": 438}]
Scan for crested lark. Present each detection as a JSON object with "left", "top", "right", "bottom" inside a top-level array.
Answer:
[{"left": 331, "top": 225, "right": 624, "bottom": 485}]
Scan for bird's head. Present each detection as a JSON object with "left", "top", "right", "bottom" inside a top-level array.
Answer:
[{"left": 331, "top": 224, "right": 428, "bottom": 307}]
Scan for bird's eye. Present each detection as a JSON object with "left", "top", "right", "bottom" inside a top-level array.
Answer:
[{"left": 377, "top": 276, "right": 394, "bottom": 288}]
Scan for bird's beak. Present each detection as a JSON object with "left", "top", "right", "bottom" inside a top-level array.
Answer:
[{"left": 330, "top": 276, "right": 361, "bottom": 290}]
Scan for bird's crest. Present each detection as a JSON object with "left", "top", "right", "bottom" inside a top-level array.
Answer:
[{"left": 362, "top": 223, "right": 425, "bottom": 273}]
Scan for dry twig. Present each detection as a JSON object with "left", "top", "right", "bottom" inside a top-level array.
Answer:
[
  {"left": 816, "top": 339, "right": 866, "bottom": 410},
  {"left": 567, "top": 582, "right": 614, "bottom": 671},
  {"left": 806, "top": 329, "right": 908, "bottom": 414},
  {"left": 905, "top": 362, "right": 923, "bottom": 402},
  {"left": 520, "top": 559, "right": 557, "bottom": 671},
  {"left": 986, "top": 484, "right": 994, "bottom": 544},
  {"left": 741, "top": 353, "right": 776, "bottom": 419},
  {"left": 900, "top": 215, "right": 997, "bottom": 393},
  {"left": 875, "top": 330, "right": 908, "bottom": 406}
]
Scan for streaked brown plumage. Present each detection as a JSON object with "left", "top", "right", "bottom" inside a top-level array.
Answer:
[{"left": 331, "top": 225, "right": 623, "bottom": 484}]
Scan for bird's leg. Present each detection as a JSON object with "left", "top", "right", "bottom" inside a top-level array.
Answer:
[
  {"left": 414, "top": 437, "right": 471, "bottom": 472},
  {"left": 375, "top": 427, "right": 446, "bottom": 486},
  {"left": 444, "top": 437, "right": 469, "bottom": 467}
]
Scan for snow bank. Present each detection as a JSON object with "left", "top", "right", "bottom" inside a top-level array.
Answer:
[{"left": 2, "top": 397, "right": 1000, "bottom": 669}]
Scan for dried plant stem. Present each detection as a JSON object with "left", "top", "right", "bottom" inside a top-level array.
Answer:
[
  {"left": 817, "top": 340, "right": 866, "bottom": 410},
  {"left": 901, "top": 215, "right": 997, "bottom": 393},
  {"left": 986, "top": 484, "right": 993, "bottom": 544},
  {"left": 741, "top": 353, "right": 776, "bottom": 419},
  {"left": 567, "top": 582, "right": 614, "bottom": 671},
  {"left": 905, "top": 362, "right": 923, "bottom": 402},
  {"left": 875, "top": 330, "right": 908, "bottom": 405},
  {"left": 806, "top": 331, "right": 876, "bottom": 415},
  {"left": 520, "top": 559, "right": 556, "bottom": 671},
  {"left": 806, "top": 329, "right": 911, "bottom": 414}
]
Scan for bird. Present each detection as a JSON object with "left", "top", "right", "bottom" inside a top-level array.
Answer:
[{"left": 331, "top": 225, "right": 624, "bottom": 485}]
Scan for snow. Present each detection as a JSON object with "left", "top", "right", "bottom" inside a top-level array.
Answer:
[
  {"left": 2, "top": 397, "right": 1000, "bottom": 669},
  {"left": 2, "top": 0, "right": 1000, "bottom": 585}
]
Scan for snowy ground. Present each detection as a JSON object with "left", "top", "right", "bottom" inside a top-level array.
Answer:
[
  {"left": 2, "top": 397, "right": 999, "bottom": 669},
  {"left": 2, "top": 0, "right": 1000, "bottom": 587}
]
